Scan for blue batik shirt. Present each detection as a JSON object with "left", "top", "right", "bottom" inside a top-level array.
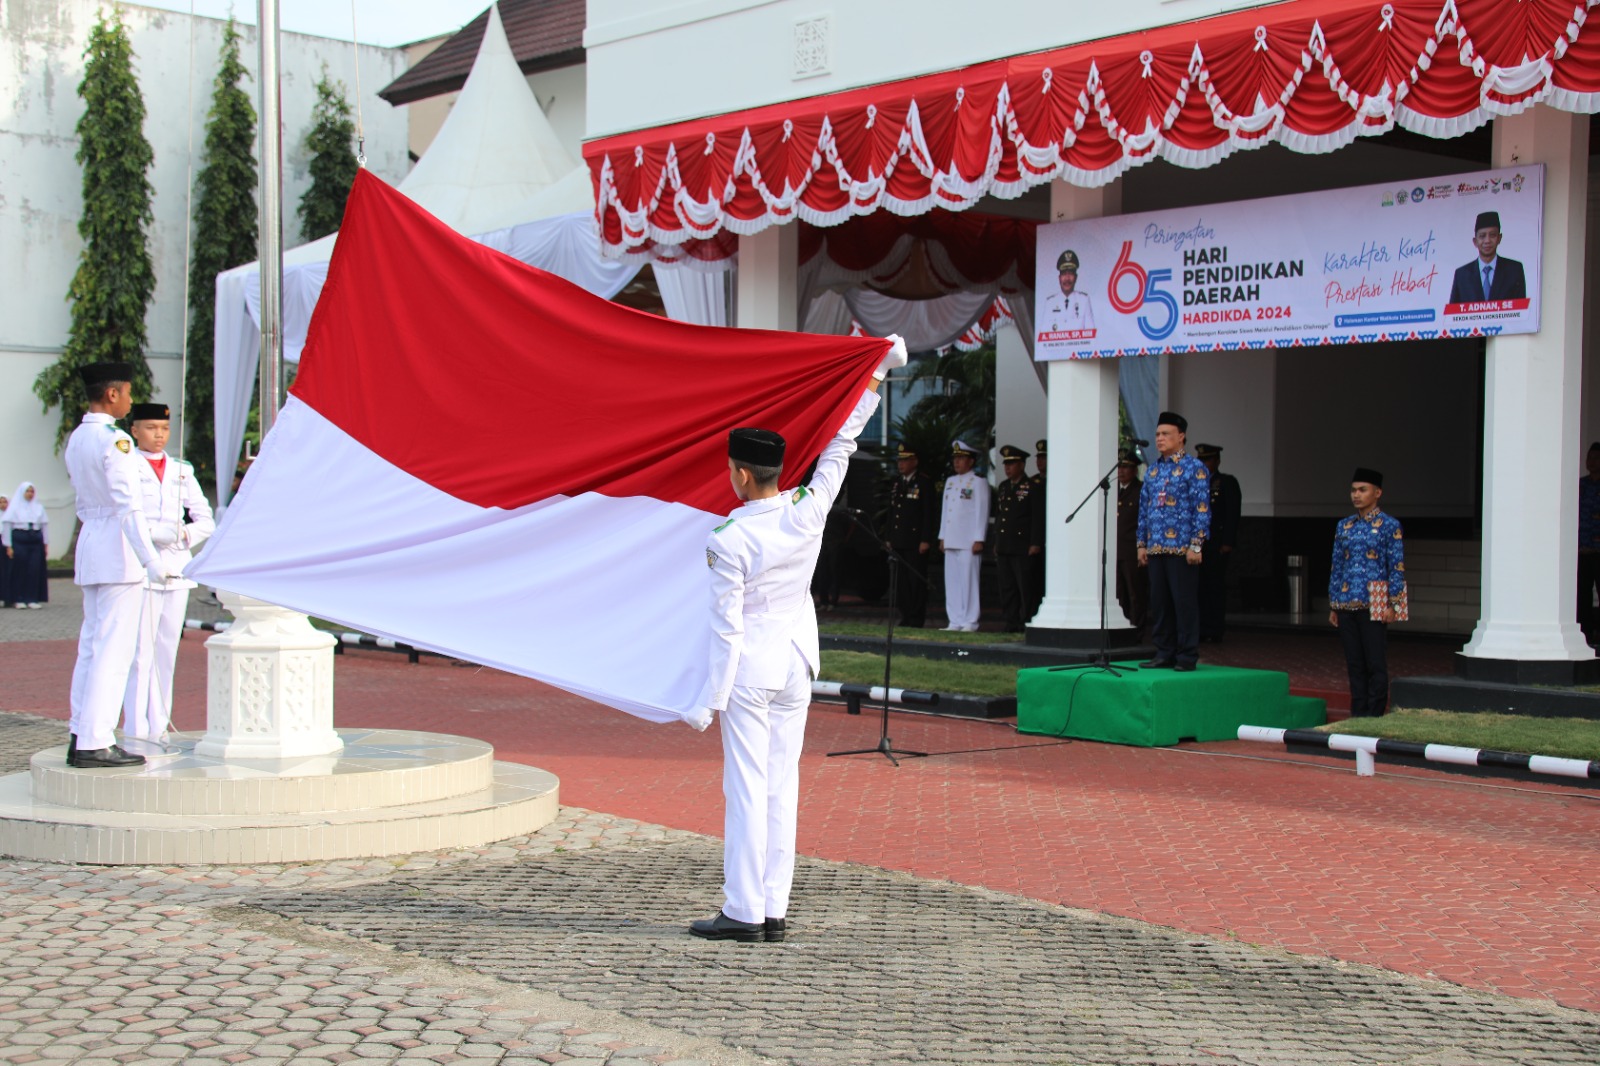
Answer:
[
  {"left": 1329, "top": 508, "right": 1406, "bottom": 613},
  {"left": 1136, "top": 451, "right": 1211, "bottom": 555},
  {"left": 1580, "top": 477, "right": 1600, "bottom": 552}
]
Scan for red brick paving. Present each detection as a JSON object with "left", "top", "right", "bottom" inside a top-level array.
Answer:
[{"left": 5, "top": 636, "right": 1597, "bottom": 1014}]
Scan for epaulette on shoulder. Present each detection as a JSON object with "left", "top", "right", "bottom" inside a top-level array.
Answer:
[{"left": 712, "top": 517, "right": 737, "bottom": 534}]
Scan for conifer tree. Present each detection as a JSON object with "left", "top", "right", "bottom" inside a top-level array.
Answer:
[
  {"left": 298, "top": 73, "right": 358, "bottom": 243},
  {"left": 184, "top": 17, "right": 258, "bottom": 490},
  {"left": 35, "top": 8, "right": 155, "bottom": 449}
]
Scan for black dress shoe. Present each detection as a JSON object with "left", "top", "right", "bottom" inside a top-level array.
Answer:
[
  {"left": 1139, "top": 659, "right": 1176, "bottom": 669},
  {"left": 688, "top": 911, "right": 763, "bottom": 942},
  {"left": 67, "top": 733, "right": 77, "bottom": 759},
  {"left": 764, "top": 918, "right": 787, "bottom": 943},
  {"left": 1174, "top": 662, "right": 1197, "bottom": 672},
  {"left": 68, "top": 745, "right": 146, "bottom": 769}
]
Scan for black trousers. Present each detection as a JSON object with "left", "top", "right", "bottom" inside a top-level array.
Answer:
[
  {"left": 1198, "top": 549, "right": 1229, "bottom": 640},
  {"left": 1116, "top": 548, "right": 1147, "bottom": 629},
  {"left": 1579, "top": 552, "right": 1600, "bottom": 642},
  {"left": 1337, "top": 610, "right": 1389, "bottom": 717},
  {"left": 1028, "top": 552, "right": 1046, "bottom": 621},
  {"left": 1146, "top": 554, "right": 1200, "bottom": 666},
  {"left": 997, "top": 553, "right": 1032, "bottom": 631},
  {"left": 890, "top": 545, "right": 930, "bottom": 628}
]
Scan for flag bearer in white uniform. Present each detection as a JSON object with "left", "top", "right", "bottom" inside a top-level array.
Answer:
[
  {"left": 939, "top": 441, "right": 990, "bottom": 631},
  {"left": 64, "top": 365, "right": 174, "bottom": 768},
  {"left": 123, "top": 403, "right": 214, "bottom": 741},
  {"left": 690, "top": 336, "right": 907, "bottom": 943}
]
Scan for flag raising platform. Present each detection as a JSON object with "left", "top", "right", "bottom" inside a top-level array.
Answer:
[{"left": 1016, "top": 663, "right": 1325, "bottom": 747}]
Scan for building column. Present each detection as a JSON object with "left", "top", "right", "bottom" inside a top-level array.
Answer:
[
  {"left": 735, "top": 224, "right": 798, "bottom": 330},
  {"left": 1029, "top": 181, "right": 1133, "bottom": 643},
  {"left": 1460, "top": 106, "right": 1595, "bottom": 683}
]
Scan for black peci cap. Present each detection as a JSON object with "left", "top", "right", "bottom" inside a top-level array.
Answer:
[
  {"left": 1474, "top": 211, "right": 1501, "bottom": 233},
  {"left": 1352, "top": 467, "right": 1384, "bottom": 488},
  {"left": 128, "top": 403, "right": 170, "bottom": 422},
  {"left": 1157, "top": 410, "right": 1187, "bottom": 433},
  {"left": 79, "top": 363, "right": 135, "bottom": 391},
  {"left": 729, "top": 428, "right": 786, "bottom": 467}
]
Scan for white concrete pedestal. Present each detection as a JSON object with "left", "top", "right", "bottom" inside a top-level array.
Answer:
[{"left": 195, "top": 593, "right": 343, "bottom": 759}]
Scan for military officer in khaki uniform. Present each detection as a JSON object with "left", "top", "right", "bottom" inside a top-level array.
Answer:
[{"left": 994, "top": 445, "right": 1039, "bottom": 631}]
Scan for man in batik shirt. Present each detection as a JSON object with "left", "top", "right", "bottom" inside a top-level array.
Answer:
[
  {"left": 1327, "top": 468, "right": 1407, "bottom": 717},
  {"left": 1136, "top": 412, "right": 1210, "bottom": 670}
]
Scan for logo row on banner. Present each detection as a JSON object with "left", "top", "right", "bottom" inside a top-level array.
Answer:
[{"left": 1034, "top": 166, "right": 1544, "bottom": 361}]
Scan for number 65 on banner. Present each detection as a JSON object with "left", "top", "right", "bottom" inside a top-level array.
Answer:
[{"left": 1109, "top": 240, "right": 1178, "bottom": 342}]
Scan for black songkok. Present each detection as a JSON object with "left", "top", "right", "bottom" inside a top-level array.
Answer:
[
  {"left": 1157, "top": 411, "right": 1187, "bottom": 433},
  {"left": 1474, "top": 211, "right": 1501, "bottom": 233},
  {"left": 728, "top": 428, "right": 786, "bottom": 467},
  {"left": 1352, "top": 467, "right": 1384, "bottom": 488},
  {"left": 128, "top": 403, "right": 170, "bottom": 422},
  {"left": 79, "top": 363, "right": 136, "bottom": 391}
]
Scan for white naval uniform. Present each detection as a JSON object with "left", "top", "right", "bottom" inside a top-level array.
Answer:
[
  {"left": 703, "top": 388, "right": 880, "bottom": 926},
  {"left": 64, "top": 414, "right": 160, "bottom": 751},
  {"left": 124, "top": 450, "right": 215, "bottom": 739},
  {"left": 939, "top": 470, "right": 990, "bottom": 630},
  {"left": 1042, "top": 290, "right": 1095, "bottom": 333}
]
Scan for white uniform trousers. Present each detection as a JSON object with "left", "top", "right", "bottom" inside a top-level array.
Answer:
[
  {"left": 720, "top": 647, "right": 811, "bottom": 926},
  {"left": 69, "top": 581, "right": 145, "bottom": 750},
  {"left": 943, "top": 548, "right": 982, "bottom": 630},
  {"left": 123, "top": 585, "right": 190, "bottom": 739}
]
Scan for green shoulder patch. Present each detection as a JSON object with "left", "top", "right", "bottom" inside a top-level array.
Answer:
[
  {"left": 791, "top": 486, "right": 809, "bottom": 503},
  {"left": 712, "top": 518, "right": 737, "bottom": 533}
]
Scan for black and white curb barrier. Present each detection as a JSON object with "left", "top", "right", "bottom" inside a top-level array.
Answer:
[
  {"left": 812, "top": 681, "right": 940, "bottom": 716},
  {"left": 1238, "top": 725, "right": 1598, "bottom": 781},
  {"left": 185, "top": 620, "right": 425, "bottom": 663}
]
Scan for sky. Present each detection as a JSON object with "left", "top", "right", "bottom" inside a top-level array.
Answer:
[{"left": 136, "top": 1, "right": 493, "bottom": 48}]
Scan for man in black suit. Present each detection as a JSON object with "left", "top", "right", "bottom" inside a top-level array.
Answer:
[
  {"left": 1448, "top": 210, "right": 1527, "bottom": 304},
  {"left": 884, "top": 445, "right": 936, "bottom": 627}
]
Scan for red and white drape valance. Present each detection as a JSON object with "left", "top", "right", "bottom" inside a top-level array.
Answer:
[{"left": 586, "top": 0, "right": 1600, "bottom": 257}]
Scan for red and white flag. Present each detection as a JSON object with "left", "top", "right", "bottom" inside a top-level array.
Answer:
[{"left": 189, "top": 172, "right": 889, "bottom": 724}]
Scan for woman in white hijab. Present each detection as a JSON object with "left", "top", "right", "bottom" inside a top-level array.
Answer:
[{"left": 2, "top": 482, "right": 49, "bottom": 609}]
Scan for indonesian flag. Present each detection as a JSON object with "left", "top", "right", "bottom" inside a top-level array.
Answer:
[{"left": 189, "top": 171, "right": 889, "bottom": 725}]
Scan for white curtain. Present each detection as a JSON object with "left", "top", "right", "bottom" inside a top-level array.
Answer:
[
  {"left": 655, "top": 262, "right": 733, "bottom": 327},
  {"left": 843, "top": 289, "right": 995, "bottom": 351},
  {"left": 217, "top": 211, "right": 644, "bottom": 507}
]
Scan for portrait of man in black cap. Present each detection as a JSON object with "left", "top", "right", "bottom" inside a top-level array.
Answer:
[
  {"left": 1447, "top": 211, "right": 1527, "bottom": 304},
  {"left": 1041, "top": 249, "right": 1096, "bottom": 334}
]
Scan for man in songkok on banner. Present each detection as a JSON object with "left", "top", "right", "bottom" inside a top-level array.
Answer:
[
  {"left": 1136, "top": 412, "right": 1209, "bottom": 671},
  {"left": 123, "top": 403, "right": 215, "bottom": 743},
  {"left": 690, "top": 337, "right": 907, "bottom": 943},
  {"left": 63, "top": 365, "right": 176, "bottom": 768},
  {"left": 1448, "top": 210, "right": 1527, "bottom": 304},
  {"left": 939, "top": 440, "right": 990, "bottom": 632},
  {"left": 1328, "top": 468, "right": 1407, "bottom": 717}
]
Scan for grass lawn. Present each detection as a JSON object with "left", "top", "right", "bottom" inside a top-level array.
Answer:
[
  {"left": 1317, "top": 708, "right": 1600, "bottom": 762},
  {"left": 818, "top": 620, "right": 1025, "bottom": 645},
  {"left": 818, "top": 650, "right": 1018, "bottom": 697}
]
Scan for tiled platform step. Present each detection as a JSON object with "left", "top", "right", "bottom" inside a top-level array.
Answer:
[
  {"left": 29, "top": 729, "right": 493, "bottom": 816},
  {"left": 0, "top": 729, "right": 558, "bottom": 865}
]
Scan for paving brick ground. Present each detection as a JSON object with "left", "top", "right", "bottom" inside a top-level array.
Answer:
[{"left": 2, "top": 712, "right": 1596, "bottom": 1065}]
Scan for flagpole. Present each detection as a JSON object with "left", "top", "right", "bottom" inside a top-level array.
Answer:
[{"left": 257, "top": 0, "right": 283, "bottom": 436}]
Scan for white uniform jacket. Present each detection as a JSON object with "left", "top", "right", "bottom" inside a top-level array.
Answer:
[
  {"left": 940, "top": 471, "right": 991, "bottom": 546},
  {"left": 132, "top": 451, "right": 215, "bottom": 590},
  {"left": 65, "top": 414, "right": 159, "bottom": 586},
  {"left": 703, "top": 389, "right": 881, "bottom": 712},
  {"left": 1042, "top": 291, "right": 1096, "bottom": 333}
]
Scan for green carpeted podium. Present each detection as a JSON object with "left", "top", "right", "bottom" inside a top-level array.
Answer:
[{"left": 1016, "top": 662, "right": 1325, "bottom": 746}]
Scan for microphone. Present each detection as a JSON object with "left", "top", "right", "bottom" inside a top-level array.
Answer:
[{"left": 1127, "top": 438, "right": 1150, "bottom": 447}]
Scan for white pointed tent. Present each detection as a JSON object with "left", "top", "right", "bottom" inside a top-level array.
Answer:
[{"left": 212, "top": 4, "right": 642, "bottom": 505}]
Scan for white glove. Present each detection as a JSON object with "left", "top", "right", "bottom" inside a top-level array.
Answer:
[
  {"left": 873, "top": 334, "right": 909, "bottom": 381},
  {"left": 145, "top": 561, "right": 173, "bottom": 585},
  {"left": 149, "top": 523, "right": 179, "bottom": 547},
  {"left": 685, "top": 707, "right": 715, "bottom": 732}
]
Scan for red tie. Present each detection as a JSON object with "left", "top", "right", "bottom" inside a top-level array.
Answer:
[{"left": 146, "top": 455, "right": 167, "bottom": 481}]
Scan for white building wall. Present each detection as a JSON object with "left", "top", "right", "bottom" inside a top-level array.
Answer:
[
  {"left": 1, "top": 0, "right": 408, "bottom": 540},
  {"left": 584, "top": 0, "right": 1284, "bottom": 137}
]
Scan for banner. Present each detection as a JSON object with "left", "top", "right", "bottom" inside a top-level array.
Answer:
[{"left": 1034, "top": 166, "right": 1543, "bottom": 361}]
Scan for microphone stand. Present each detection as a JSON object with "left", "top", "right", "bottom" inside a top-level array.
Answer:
[
  {"left": 826, "top": 508, "right": 929, "bottom": 765},
  {"left": 1048, "top": 459, "right": 1127, "bottom": 677}
]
